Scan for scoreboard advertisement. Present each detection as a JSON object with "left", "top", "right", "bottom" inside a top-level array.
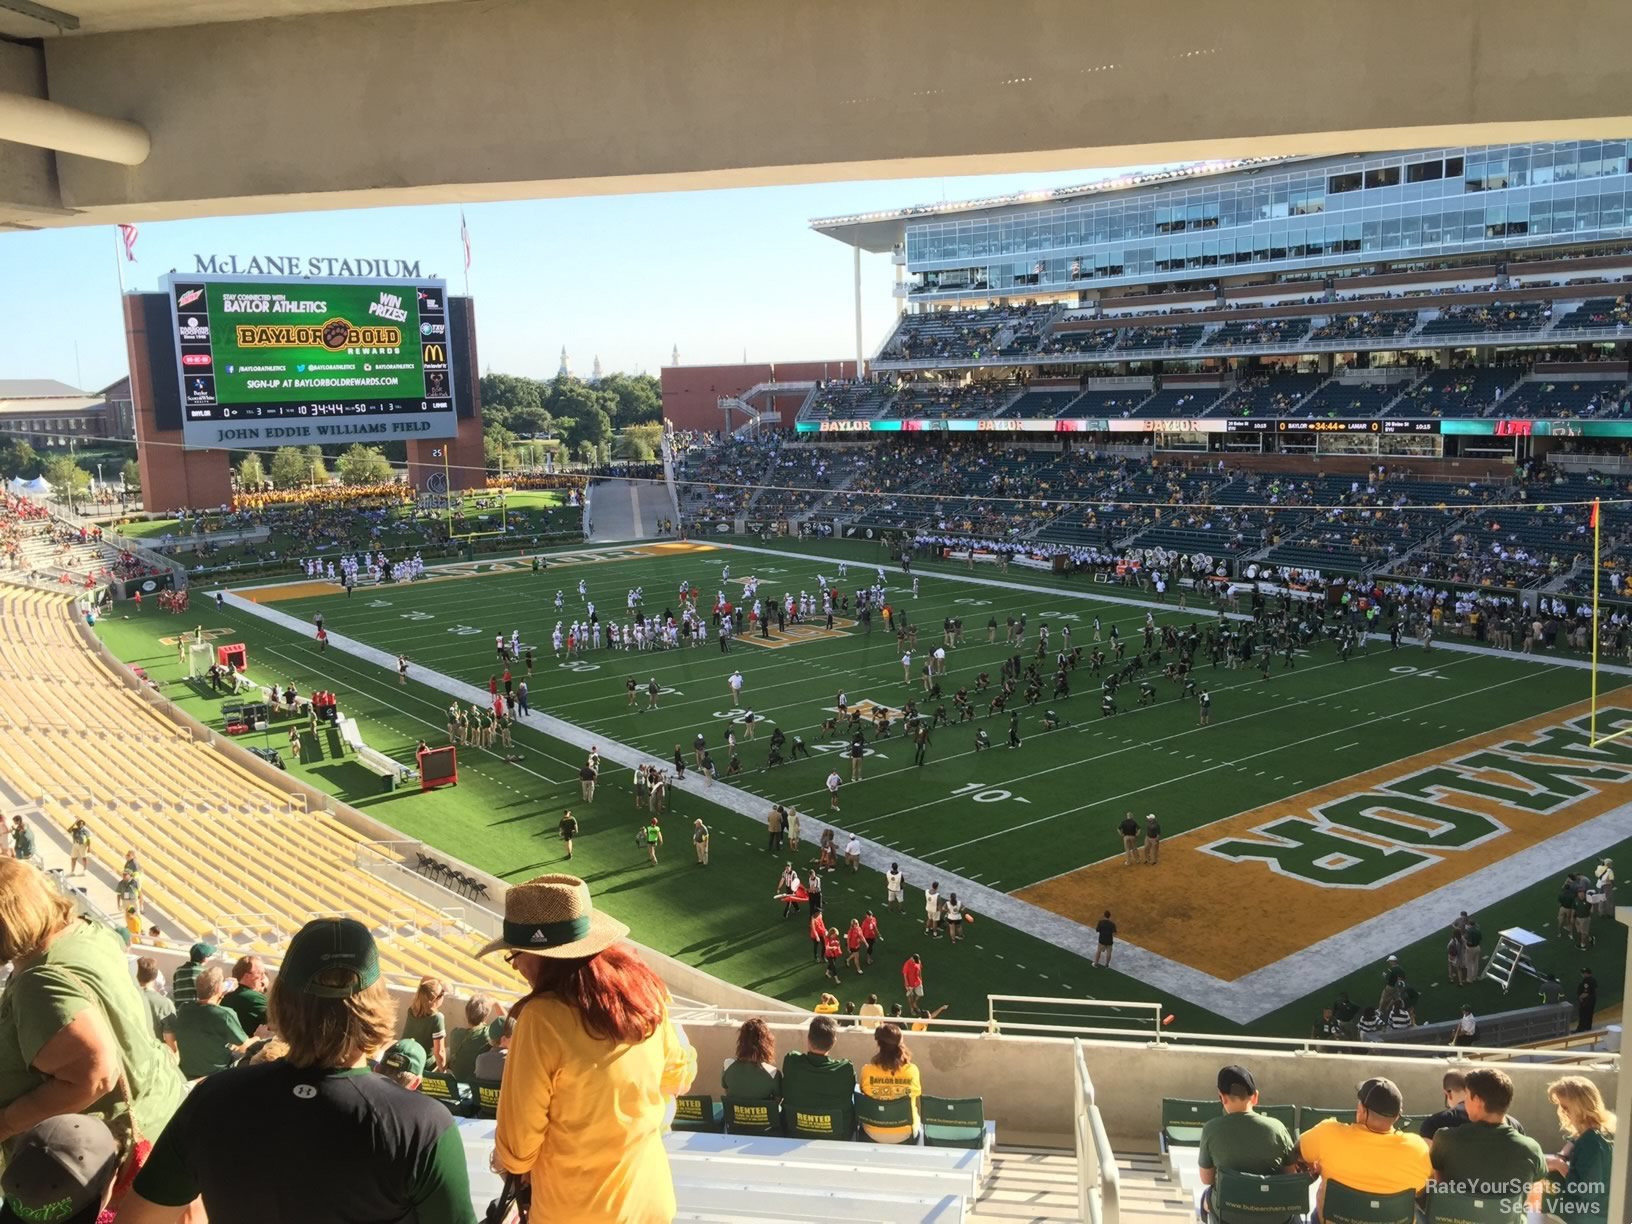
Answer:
[{"left": 166, "top": 275, "right": 458, "bottom": 448}]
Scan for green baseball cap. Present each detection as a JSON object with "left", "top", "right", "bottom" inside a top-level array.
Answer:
[
  {"left": 189, "top": 942, "right": 216, "bottom": 962},
  {"left": 378, "top": 1039, "right": 426, "bottom": 1078},
  {"left": 278, "top": 918, "right": 380, "bottom": 998}
]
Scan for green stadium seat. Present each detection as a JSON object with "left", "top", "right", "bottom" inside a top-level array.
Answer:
[
  {"left": 672, "top": 1093, "right": 725, "bottom": 1133},
  {"left": 1212, "top": 1169, "right": 1312, "bottom": 1224},
  {"left": 416, "top": 1071, "right": 471, "bottom": 1115},
  {"left": 1296, "top": 1105, "right": 1351, "bottom": 1132},
  {"left": 1321, "top": 1180, "right": 1417, "bottom": 1224},
  {"left": 1161, "top": 1097, "right": 1223, "bottom": 1152},
  {"left": 1259, "top": 1103, "right": 1298, "bottom": 1135},
  {"left": 855, "top": 1093, "right": 917, "bottom": 1142},
  {"left": 921, "top": 1095, "right": 986, "bottom": 1149},
  {"left": 723, "top": 1096, "right": 782, "bottom": 1135},
  {"left": 783, "top": 1087, "right": 856, "bottom": 1141},
  {"left": 1424, "top": 1190, "right": 1526, "bottom": 1224},
  {"left": 469, "top": 1078, "right": 501, "bottom": 1120}
]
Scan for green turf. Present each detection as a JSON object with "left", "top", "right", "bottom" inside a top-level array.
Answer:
[{"left": 91, "top": 543, "right": 1632, "bottom": 1037}]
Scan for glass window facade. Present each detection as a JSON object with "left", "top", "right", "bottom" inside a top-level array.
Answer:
[{"left": 902, "top": 142, "right": 1631, "bottom": 297}]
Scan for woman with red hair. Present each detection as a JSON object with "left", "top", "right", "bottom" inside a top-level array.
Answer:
[{"left": 484, "top": 874, "right": 695, "bottom": 1223}]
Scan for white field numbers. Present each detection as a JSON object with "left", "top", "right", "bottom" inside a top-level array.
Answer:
[{"left": 951, "top": 782, "right": 1030, "bottom": 805}]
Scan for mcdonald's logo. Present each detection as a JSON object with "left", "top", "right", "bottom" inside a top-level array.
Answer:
[{"left": 422, "top": 342, "right": 447, "bottom": 366}]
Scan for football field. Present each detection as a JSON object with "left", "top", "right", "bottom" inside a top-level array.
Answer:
[{"left": 99, "top": 539, "right": 1632, "bottom": 1036}]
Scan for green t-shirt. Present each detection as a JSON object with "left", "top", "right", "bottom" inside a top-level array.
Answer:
[
  {"left": 220, "top": 987, "right": 267, "bottom": 1037},
  {"left": 1430, "top": 1119, "right": 1546, "bottom": 1198},
  {"left": 448, "top": 1031, "right": 491, "bottom": 1084},
  {"left": 142, "top": 987, "right": 177, "bottom": 1042},
  {"left": 0, "top": 919, "right": 186, "bottom": 1158},
  {"left": 722, "top": 1057, "right": 782, "bottom": 1102},
  {"left": 12, "top": 827, "right": 35, "bottom": 860},
  {"left": 133, "top": 1062, "right": 476, "bottom": 1223},
  {"left": 1545, "top": 1128, "right": 1612, "bottom": 1224},
  {"left": 1464, "top": 924, "right": 1482, "bottom": 948},
  {"left": 402, "top": 1010, "right": 446, "bottom": 1057},
  {"left": 1197, "top": 1109, "right": 1294, "bottom": 1175},
  {"left": 163, "top": 1003, "right": 248, "bottom": 1080}
]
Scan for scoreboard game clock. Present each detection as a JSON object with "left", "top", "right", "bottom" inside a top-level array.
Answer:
[{"left": 166, "top": 274, "right": 459, "bottom": 448}]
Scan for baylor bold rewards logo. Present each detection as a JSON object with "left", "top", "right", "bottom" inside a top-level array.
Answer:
[{"left": 1017, "top": 700, "right": 1632, "bottom": 981}]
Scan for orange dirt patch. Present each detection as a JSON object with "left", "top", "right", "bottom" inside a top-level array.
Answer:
[{"left": 241, "top": 581, "right": 345, "bottom": 603}]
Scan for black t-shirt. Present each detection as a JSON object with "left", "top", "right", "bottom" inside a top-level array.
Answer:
[
  {"left": 133, "top": 1062, "right": 474, "bottom": 1223},
  {"left": 1118, "top": 819, "right": 1138, "bottom": 839},
  {"left": 849, "top": 740, "right": 864, "bottom": 758},
  {"left": 1096, "top": 919, "right": 1116, "bottom": 946}
]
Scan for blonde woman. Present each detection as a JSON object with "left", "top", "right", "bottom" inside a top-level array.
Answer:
[
  {"left": 0, "top": 861, "right": 185, "bottom": 1201},
  {"left": 1543, "top": 1076, "right": 1614, "bottom": 1224},
  {"left": 401, "top": 977, "right": 448, "bottom": 1071}
]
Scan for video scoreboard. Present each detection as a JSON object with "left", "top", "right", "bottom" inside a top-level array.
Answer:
[{"left": 166, "top": 275, "right": 458, "bottom": 448}]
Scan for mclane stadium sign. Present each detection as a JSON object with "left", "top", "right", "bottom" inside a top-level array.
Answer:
[{"left": 191, "top": 255, "right": 425, "bottom": 278}]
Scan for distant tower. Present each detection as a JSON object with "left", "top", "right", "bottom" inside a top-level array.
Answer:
[
  {"left": 557, "top": 346, "right": 571, "bottom": 378},
  {"left": 590, "top": 355, "right": 604, "bottom": 383},
  {"left": 671, "top": 343, "right": 680, "bottom": 367}
]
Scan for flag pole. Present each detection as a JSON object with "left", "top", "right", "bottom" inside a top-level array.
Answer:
[
  {"left": 113, "top": 227, "right": 127, "bottom": 295},
  {"left": 1592, "top": 497, "right": 1602, "bottom": 744}
]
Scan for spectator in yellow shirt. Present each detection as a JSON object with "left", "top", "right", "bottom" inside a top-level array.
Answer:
[
  {"left": 1293, "top": 1077, "right": 1430, "bottom": 1213},
  {"left": 486, "top": 874, "right": 695, "bottom": 1224},
  {"left": 859, "top": 1023, "right": 922, "bottom": 1144}
]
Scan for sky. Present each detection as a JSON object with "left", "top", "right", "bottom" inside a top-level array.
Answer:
[{"left": 0, "top": 166, "right": 1168, "bottom": 392}]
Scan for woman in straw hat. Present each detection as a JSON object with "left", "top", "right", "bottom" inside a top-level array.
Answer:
[{"left": 486, "top": 874, "right": 696, "bottom": 1223}]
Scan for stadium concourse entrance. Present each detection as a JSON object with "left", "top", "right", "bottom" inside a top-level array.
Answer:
[{"left": 587, "top": 478, "right": 676, "bottom": 544}]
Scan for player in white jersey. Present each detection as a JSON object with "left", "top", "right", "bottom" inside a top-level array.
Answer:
[
  {"left": 578, "top": 578, "right": 588, "bottom": 601},
  {"left": 554, "top": 590, "right": 564, "bottom": 610}
]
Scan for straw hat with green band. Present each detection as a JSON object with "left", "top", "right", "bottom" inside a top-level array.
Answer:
[{"left": 477, "top": 874, "right": 628, "bottom": 959}]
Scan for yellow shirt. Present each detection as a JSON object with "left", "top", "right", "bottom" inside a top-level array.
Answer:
[
  {"left": 858, "top": 1003, "right": 885, "bottom": 1030},
  {"left": 495, "top": 995, "right": 696, "bottom": 1223},
  {"left": 859, "top": 1061, "right": 921, "bottom": 1143},
  {"left": 1299, "top": 1118, "right": 1431, "bottom": 1200}
]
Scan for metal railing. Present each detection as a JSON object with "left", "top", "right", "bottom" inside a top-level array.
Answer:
[
  {"left": 987, "top": 995, "right": 1164, "bottom": 1041},
  {"left": 661, "top": 997, "right": 1618, "bottom": 1066},
  {"left": 1074, "top": 1039, "right": 1121, "bottom": 1224}
]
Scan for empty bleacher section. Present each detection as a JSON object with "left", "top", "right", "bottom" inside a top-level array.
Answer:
[
  {"left": 998, "top": 387, "right": 1082, "bottom": 418},
  {"left": 1037, "top": 324, "right": 1120, "bottom": 356},
  {"left": 882, "top": 304, "right": 1052, "bottom": 362},
  {"left": 676, "top": 438, "right": 774, "bottom": 528},
  {"left": 1207, "top": 317, "right": 1311, "bottom": 348},
  {"left": 1497, "top": 377, "right": 1632, "bottom": 419},
  {"left": 1306, "top": 309, "right": 1420, "bottom": 342},
  {"left": 1113, "top": 322, "right": 1205, "bottom": 353},
  {"left": 1056, "top": 388, "right": 1152, "bottom": 418},
  {"left": 0, "top": 583, "right": 516, "bottom": 995},
  {"left": 1284, "top": 379, "right": 1396, "bottom": 419},
  {"left": 887, "top": 382, "right": 1018, "bottom": 420},
  {"left": 1384, "top": 367, "right": 1522, "bottom": 417},
  {"left": 799, "top": 381, "right": 894, "bottom": 422},
  {"left": 751, "top": 447, "right": 872, "bottom": 521},
  {"left": 1417, "top": 300, "right": 1551, "bottom": 338},
  {"left": 1207, "top": 372, "right": 1326, "bottom": 418}
]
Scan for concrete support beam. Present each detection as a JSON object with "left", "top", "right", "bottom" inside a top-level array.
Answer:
[
  {"left": 0, "top": 90, "right": 150, "bottom": 165},
  {"left": 12, "top": 0, "right": 1632, "bottom": 228}
]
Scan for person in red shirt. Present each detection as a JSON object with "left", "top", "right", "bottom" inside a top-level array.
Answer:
[
  {"left": 860, "top": 911, "right": 881, "bottom": 965},
  {"left": 823, "top": 928, "right": 844, "bottom": 983},
  {"left": 902, "top": 954, "right": 924, "bottom": 1008},
  {"left": 845, "top": 919, "right": 865, "bottom": 975},
  {"left": 488, "top": 674, "right": 498, "bottom": 696},
  {"left": 809, "top": 912, "right": 827, "bottom": 962}
]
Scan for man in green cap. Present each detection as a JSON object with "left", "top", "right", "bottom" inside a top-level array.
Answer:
[
  {"left": 376, "top": 1039, "right": 427, "bottom": 1091},
  {"left": 120, "top": 917, "right": 476, "bottom": 1224}
]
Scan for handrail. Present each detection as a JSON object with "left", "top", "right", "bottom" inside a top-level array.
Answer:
[
  {"left": 1074, "top": 1039, "right": 1120, "bottom": 1224},
  {"left": 989, "top": 994, "right": 1163, "bottom": 1041},
  {"left": 659, "top": 1001, "right": 1618, "bottom": 1066}
]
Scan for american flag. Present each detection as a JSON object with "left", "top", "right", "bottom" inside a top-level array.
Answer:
[
  {"left": 460, "top": 211, "right": 471, "bottom": 271},
  {"left": 117, "top": 223, "right": 138, "bottom": 262}
]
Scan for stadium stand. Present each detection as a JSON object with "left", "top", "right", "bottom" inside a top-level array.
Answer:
[
  {"left": 1497, "top": 377, "right": 1632, "bottom": 419},
  {"left": 1207, "top": 317, "right": 1312, "bottom": 348},
  {"left": 1282, "top": 379, "right": 1397, "bottom": 419},
  {"left": 1206, "top": 372, "right": 1327, "bottom": 418},
  {"left": 0, "top": 583, "right": 516, "bottom": 995},
  {"left": 1416, "top": 300, "right": 1552, "bottom": 337},
  {"left": 1384, "top": 368, "right": 1522, "bottom": 418}
]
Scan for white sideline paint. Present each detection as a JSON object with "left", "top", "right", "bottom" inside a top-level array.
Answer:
[{"left": 222, "top": 540, "right": 1632, "bottom": 1024}]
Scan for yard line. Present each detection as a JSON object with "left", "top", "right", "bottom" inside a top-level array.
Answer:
[
  {"left": 1335, "top": 741, "right": 1360, "bottom": 751},
  {"left": 846, "top": 655, "right": 1479, "bottom": 833},
  {"left": 936, "top": 668, "right": 1545, "bottom": 868}
]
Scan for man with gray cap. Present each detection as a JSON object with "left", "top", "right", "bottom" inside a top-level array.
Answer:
[
  {"left": 0, "top": 1115, "right": 120, "bottom": 1224},
  {"left": 1293, "top": 1077, "right": 1431, "bottom": 1213},
  {"left": 1197, "top": 1065, "right": 1294, "bottom": 1218}
]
